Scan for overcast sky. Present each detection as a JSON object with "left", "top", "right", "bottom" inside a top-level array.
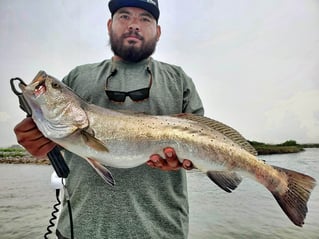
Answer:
[{"left": 1, "top": 0, "right": 319, "bottom": 147}]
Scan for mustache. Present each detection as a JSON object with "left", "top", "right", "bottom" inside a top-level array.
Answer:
[{"left": 122, "top": 30, "right": 144, "bottom": 40}]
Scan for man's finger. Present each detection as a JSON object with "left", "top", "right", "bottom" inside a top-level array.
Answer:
[
  {"left": 182, "top": 159, "right": 194, "bottom": 170},
  {"left": 148, "top": 154, "right": 165, "bottom": 168},
  {"left": 163, "top": 147, "right": 181, "bottom": 168}
]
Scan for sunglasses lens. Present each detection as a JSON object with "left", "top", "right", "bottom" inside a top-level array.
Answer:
[
  {"left": 105, "top": 63, "right": 152, "bottom": 102},
  {"left": 128, "top": 88, "right": 150, "bottom": 101},
  {"left": 105, "top": 91, "right": 126, "bottom": 102}
]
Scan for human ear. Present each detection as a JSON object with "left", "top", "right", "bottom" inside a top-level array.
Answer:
[
  {"left": 107, "top": 19, "right": 112, "bottom": 33},
  {"left": 156, "top": 25, "right": 161, "bottom": 41}
]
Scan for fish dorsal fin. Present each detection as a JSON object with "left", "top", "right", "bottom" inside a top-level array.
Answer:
[
  {"left": 175, "top": 114, "right": 258, "bottom": 156},
  {"left": 86, "top": 158, "right": 115, "bottom": 186},
  {"left": 207, "top": 171, "right": 242, "bottom": 193},
  {"left": 81, "top": 130, "right": 109, "bottom": 152}
]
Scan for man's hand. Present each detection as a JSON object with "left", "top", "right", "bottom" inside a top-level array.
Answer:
[
  {"left": 147, "top": 147, "right": 194, "bottom": 171},
  {"left": 14, "top": 117, "right": 56, "bottom": 158}
]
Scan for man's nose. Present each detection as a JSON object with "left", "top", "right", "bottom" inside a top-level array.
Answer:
[
  {"left": 128, "top": 18, "right": 140, "bottom": 31},
  {"left": 129, "top": 25, "right": 140, "bottom": 31}
]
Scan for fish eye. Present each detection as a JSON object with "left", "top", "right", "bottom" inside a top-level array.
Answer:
[{"left": 51, "top": 82, "right": 60, "bottom": 89}]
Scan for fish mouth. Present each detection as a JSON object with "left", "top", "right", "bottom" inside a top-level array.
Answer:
[
  {"left": 33, "top": 79, "right": 46, "bottom": 97},
  {"left": 20, "top": 71, "right": 48, "bottom": 98}
]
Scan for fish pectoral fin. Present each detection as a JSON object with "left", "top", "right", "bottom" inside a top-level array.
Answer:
[
  {"left": 269, "top": 165, "right": 316, "bottom": 227},
  {"left": 81, "top": 130, "right": 109, "bottom": 152},
  {"left": 86, "top": 157, "right": 115, "bottom": 186},
  {"left": 206, "top": 171, "right": 242, "bottom": 193}
]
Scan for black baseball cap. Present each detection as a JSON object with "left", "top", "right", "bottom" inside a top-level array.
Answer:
[{"left": 108, "top": 0, "right": 160, "bottom": 21}]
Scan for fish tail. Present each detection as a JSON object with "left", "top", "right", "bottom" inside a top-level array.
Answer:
[{"left": 270, "top": 166, "right": 316, "bottom": 227}]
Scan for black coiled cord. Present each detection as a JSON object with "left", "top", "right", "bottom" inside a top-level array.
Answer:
[
  {"left": 44, "top": 180, "right": 74, "bottom": 239},
  {"left": 44, "top": 189, "right": 61, "bottom": 239}
]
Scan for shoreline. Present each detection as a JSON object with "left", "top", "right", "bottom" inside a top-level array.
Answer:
[
  {"left": 254, "top": 146, "right": 304, "bottom": 155},
  {"left": 1, "top": 143, "right": 317, "bottom": 165},
  {"left": 0, "top": 147, "right": 309, "bottom": 165},
  {"left": 0, "top": 157, "right": 50, "bottom": 165}
]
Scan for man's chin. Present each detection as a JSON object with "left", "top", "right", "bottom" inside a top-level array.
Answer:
[{"left": 124, "top": 41, "right": 142, "bottom": 49}]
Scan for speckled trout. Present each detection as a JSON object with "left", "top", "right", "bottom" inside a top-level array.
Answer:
[{"left": 19, "top": 71, "right": 316, "bottom": 227}]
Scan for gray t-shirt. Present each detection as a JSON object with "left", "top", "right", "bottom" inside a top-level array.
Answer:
[{"left": 56, "top": 58, "right": 204, "bottom": 239}]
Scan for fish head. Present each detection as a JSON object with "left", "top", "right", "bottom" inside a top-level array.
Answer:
[{"left": 19, "top": 71, "right": 89, "bottom": 139}]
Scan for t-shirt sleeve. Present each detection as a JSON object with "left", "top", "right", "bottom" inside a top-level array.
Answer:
[{"left": 181, "top": 69, "right": 205, "bottom": 116}]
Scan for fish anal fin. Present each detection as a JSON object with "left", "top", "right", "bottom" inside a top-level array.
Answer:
[
  {"left": 207, "top": 171, "right": 242, "bottom": 193},
  {"left": 86, "top": 157, "right": 115, "bottom": 186},
  {"left": 270, "top": 165, "right": 316, "bottom": 227},
  {"left": 81, "top": 130, "right": 109, "bottom": 152}
]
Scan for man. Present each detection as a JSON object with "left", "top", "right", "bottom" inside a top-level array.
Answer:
[{"left": 14, "top": 1, "right": 204, "bottom": 238}]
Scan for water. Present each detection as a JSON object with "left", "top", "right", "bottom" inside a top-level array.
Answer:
[
  {"left": 187, "top": 148, "right": 319, "bottom": 239},
  {"left": 0, "top": 149, "right": 318, "bottom": 239},
  {"left": 0, "top": 165, "right": 55, "bottom": 239}
]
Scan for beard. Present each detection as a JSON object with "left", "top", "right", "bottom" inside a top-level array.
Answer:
[{"left": 109, "top": 29, "right": 158, "bottom": 62}]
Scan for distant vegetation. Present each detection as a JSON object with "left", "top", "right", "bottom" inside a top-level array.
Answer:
[
  {"left": 0, "top": 145, "right": 49, "bottom": 164},
  {"left": 301, "top": 143, "right": 319, "bottom": 148},
  {"left": 0, "top": 147, "right": 27, "bottom": 158},
  {"left": 248, "top": 140, "right": 313, "bottom": 155}
]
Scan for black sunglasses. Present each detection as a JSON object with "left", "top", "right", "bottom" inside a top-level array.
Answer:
[{"left": 105, "top": 66, "right": 153, "bottom": 102}]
